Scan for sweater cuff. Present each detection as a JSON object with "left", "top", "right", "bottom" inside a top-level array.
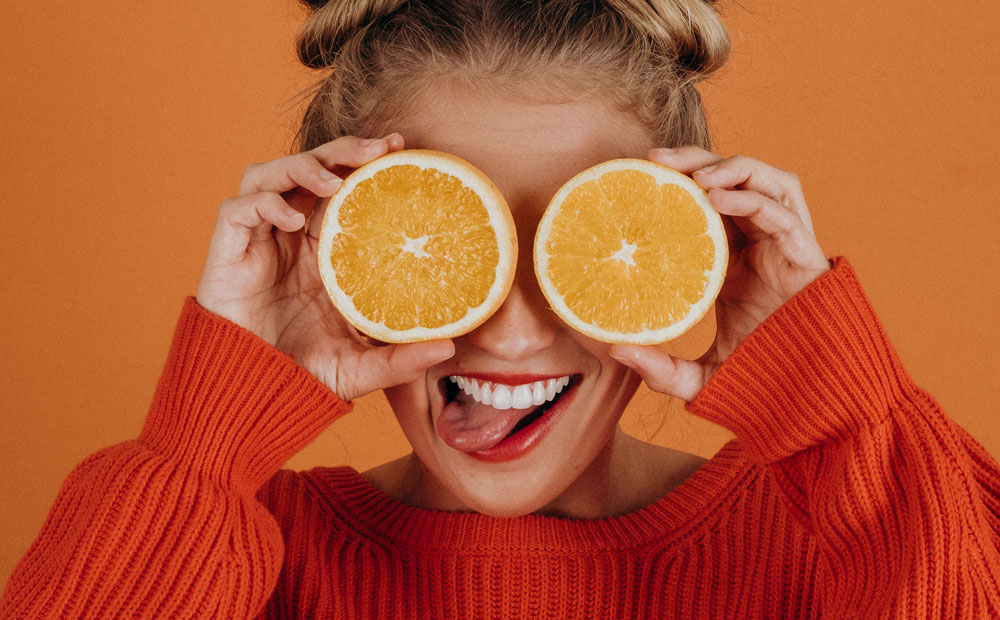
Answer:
[
  {"left": 138, "top": 298, "right": 351, "bottom": 493},
  {"left": 686, "top": 257, "right": 913, "bottom": 463}
]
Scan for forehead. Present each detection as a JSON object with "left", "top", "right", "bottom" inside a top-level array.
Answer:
[{"left": 388, "top": 83, "right": 654, "bottom": 206}]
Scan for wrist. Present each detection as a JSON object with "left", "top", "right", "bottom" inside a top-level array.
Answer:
[
  {"left": 139, "top": 298, "right": 350, "bottom": 493},
  {"left": 687, "top": 257, "right": 910, "bottom": 463}
]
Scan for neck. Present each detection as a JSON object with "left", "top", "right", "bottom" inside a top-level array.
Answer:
[
  {"left": 535, "top": 427, "right": 629, "bottom": 519},
  {"left": 366, "top": 428, "right": 702, "bottom": 520}
]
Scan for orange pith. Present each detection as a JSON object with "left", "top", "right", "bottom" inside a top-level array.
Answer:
[{"left": 330, "top": 166, "right": 499, "bottom": 330}]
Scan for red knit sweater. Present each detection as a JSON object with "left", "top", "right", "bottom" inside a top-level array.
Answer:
[{"left": 3, "top": 258, "right": 999, "bottom": 618}]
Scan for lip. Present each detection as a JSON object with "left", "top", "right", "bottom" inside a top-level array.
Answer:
[{"left": 460, "top": 376, "right": 579, "bottom": 463}]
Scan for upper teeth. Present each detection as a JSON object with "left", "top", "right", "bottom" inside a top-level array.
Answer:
[{"left": 448, "top": 375, "right": 571, "bottom": 410}]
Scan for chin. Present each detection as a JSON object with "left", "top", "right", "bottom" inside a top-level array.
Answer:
[{"left": 383, "top": 362, "right": 634, "bottom": 519}]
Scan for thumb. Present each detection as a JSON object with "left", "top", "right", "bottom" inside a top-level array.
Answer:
[
  {"left": 609, "top": 344, "right": 706, "bottom": 402},
  {"left": 359, "top": 339, "right": 456, "bottom": 393}
]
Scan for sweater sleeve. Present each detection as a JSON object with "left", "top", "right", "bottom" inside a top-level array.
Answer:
[
  {"left": 0, "top": 298, "right": 350, "bottom": 619},
  {"left": 687, "top": 257, "right": 1000, "bottom": 618}
]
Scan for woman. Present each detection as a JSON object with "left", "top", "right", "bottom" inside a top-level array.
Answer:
[{"left": 2, "top": 0, "right": 998, "bottom": 617}]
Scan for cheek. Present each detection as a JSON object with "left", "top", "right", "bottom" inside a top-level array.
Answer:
[
  {"left": 568, "top": 331, "right": 618, "bottom": 367},
  {"left": 572, "top": 332, "right": 643, "bottom": 428},
  {"left": 383, "top": 381, "right": 433, "bottom": 437}
]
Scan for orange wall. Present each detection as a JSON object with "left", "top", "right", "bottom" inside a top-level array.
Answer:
[{"left": 2, "top": 2, "right": 998, "bottom": 587}]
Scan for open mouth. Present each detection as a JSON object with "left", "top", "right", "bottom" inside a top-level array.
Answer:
[{"left": 437, "top": 374, "right": 580, "bottom": 460}]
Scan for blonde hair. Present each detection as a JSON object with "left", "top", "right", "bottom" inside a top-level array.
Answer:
[{"left": 294, "top": 0, "right": 730, "bottom": 151}]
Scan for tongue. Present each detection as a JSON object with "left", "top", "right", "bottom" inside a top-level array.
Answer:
[{"left": 436, "top": 394, "right": 532, "bottom": 452}]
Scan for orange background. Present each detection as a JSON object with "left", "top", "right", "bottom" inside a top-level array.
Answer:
[{"left": 2, "top": 2, "right": 998, "bottom": 587}]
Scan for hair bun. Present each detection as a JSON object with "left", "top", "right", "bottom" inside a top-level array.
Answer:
[
  {"left": 673, "top": 0, "right": 729, "bottom": 78},
  {"left": 296, "top": 0, "right": 407, "bottom": 69},
  {"left": 613, "top": 0, "right": 730, "bottom": 80}
]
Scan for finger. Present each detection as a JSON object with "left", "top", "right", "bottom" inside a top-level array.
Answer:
[
  {"left": 282, "top": 185, "right": 329, "bottom": 217},
  {"left": 208, "top": 193, "right": 305, "bottom": 263},
  {"left": 360, "top": 339, "right": 456, "bottom": 390},
  {"left": 307, "top": 196, "right": 330, "bottom": 240},
  {"left": 241, "top": 134, "right": 404, "bottom": 200},
  {"left": 648, "top": 146, "right": 723, "bottom": 175},
  {"left": 306, "top": 133, "right": 403, "bottom": 173},
  {"left": 708, "top": 188, "right": 827, "bottom": 268},
  {"left": 692, "top": 156, "right": 814, "bottom": 234},
  {"left": 305, "top": 133, "right": 406, "bottom": 239},
  {"left": 382, "top": 132, "right": 405, "bottom": 152},
  {"left": 608, "top": 344, "right": 706, "bottom": 402},
  {"left": 239, "top": 151, "right": 345, "bottom": 198}
]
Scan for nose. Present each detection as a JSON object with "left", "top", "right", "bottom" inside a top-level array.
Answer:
[{"left": 467, "top": 281, "right": 557, "bottom": 360}]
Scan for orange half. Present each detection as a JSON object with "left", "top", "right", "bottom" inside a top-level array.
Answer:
[
  {"left": 316, "top": 149, "right": 517, "bottom": 343},
  {"left": 534, "top": 158, "right": 727, "bottom": 345}
]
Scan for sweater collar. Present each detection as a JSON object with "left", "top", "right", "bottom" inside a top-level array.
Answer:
[{"left": 303, "top": 440, "right": 753, "bottom": 554}]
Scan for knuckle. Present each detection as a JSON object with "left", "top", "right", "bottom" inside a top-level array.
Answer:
[
  {"left": 223, "top": 192, "right": 279, "bottom": 218},
  {"left": 291, "top": 152, "right": 316, "bottom": 169},
  {"left": 752, "top": 193, "right": 772, "bottom": 212},
  {"left": 240, "top": 162, "right": 264, "bottom": 186},
  {"left": 217, "top": 197, "right": 240, "bottom": 218},
  {"left": 780, "top": 211, "right": 799, "bottom": 234},
  {"left": 776, "top": 171, "right": 803, "bottom": 206},
  {"left": 254, "top": 191, "right": 284, "bottom": 210},
  {"left": 727, "top": 155, "right": 757, "bottom": 176},
  {"left": 778, "top": 208, "right": 802, "bottom": 235}
]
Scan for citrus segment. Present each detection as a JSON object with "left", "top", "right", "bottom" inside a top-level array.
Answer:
[
  {"left": 317, "top": 150, "right": 516, "bottom": 343},
  {"left": 534, "top": 159, "right": 727, "bottom": 344}
]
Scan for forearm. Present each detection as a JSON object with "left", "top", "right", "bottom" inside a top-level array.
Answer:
[
  {"left": 689, "top": 258, "right": 1000, "bottom": 618},
  {"left": 0, "top": 299, "right": 350, "bottom": 619}
]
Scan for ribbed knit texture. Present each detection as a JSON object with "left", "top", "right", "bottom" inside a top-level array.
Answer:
[{"left": 2, "top": 258, "right": 999, "bottom": 618}]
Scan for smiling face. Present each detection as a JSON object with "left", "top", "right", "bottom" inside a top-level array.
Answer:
[{"left": 378, "top": 82, "right": 657, "bottom": 518}]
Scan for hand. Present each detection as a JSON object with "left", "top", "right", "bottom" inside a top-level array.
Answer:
[
  {"left": 609, "top": 147, "right": 831, "bottom": 401},
  {"left": 196, "top": 134, "right": 455, "bottom": 401}
]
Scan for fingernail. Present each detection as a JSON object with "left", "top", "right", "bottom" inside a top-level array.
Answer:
[
  {"left": 359, "top": 138, "right": 383, "bottom": 146},
  {"left": 320, "top": 168, "right": 339, "bottom": 182},
  {"left": 695, "top": 164, "right": 717, "bottom": 175},
  {"left": 381, "top": 132, "right": 401, "bottom": 141},
  {"left": 651, "top": 147, "right": 674, "bottom": 156},
  {"left": 607, "top": 346, "right": 629, "bottom": 362}
]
